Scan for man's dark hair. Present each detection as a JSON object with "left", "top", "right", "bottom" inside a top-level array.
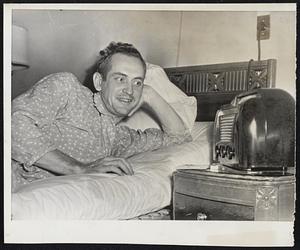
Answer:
[{"left": 97, "top": 42, "right": 146, "bottom": 80}]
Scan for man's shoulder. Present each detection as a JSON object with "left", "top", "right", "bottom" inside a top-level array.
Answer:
[
  {"left": 41, "top": 72, "right": 80, "bottom": 86},
  {"left": 36, "top": 72, "right": 85, "bottom": 93}
]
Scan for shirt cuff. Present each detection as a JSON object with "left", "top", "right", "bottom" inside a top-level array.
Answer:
[
  {"left": 163, "top": 128, "right": 192, "bottom": 147},
  {"left": 13, "top": 141, "right": 57, "bottom": 172}
]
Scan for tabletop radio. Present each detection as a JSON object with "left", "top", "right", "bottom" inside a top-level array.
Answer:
[{"left": 212, "top": 88, "right": 295, "bottom": 175}]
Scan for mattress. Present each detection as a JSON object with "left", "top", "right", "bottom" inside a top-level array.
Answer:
[{"left": 11, "top": 122, "right": 213, "bottom": 220}]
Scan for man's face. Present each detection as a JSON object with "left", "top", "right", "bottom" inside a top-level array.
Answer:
[{"left": 100, "top": 53, "right": 145, "bottom": 117}]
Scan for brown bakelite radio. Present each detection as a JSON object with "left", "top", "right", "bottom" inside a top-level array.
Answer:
[{"left": 212, "top": 88, "right": 295, "bottom": 174}]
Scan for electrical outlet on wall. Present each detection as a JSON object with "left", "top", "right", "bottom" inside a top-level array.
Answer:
[{"left": 257, "top": 15, "right": 270, "bottom": 40}]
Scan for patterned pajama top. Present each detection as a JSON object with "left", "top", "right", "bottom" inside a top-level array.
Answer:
[{"left": 11, "top": 72, "right": 190, "bottom": 191}]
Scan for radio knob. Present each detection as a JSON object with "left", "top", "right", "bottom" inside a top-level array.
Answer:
[
  {"left": 221, "top": 146, "right": 226, "bottom": 158},
  {"left": 225, "top": 146, "right": 230, "bottom": 158},
  {"left": 225, "top": 146, "right": 230, "bottom": 156},
  {"left": 228, "top": 149, "right": 235, "bottom": 159},
  {"left": 215, "top": 145, "right": 220, "bottom": 157}
]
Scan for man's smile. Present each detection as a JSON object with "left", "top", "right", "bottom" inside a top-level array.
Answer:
[{"left": 116, "top": 96, "right": 134, "bottom": 104}]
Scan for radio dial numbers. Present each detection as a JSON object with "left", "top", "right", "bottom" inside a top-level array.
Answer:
[{"left": 215, "top": 145, "right": 235, "bottom": 159}]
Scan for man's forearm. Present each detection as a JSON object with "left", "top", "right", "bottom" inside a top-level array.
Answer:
[
  {"left": 144, "top": 86, "right": 187, "bottom": 135},
  {"left": 34, "top": 150, "right": 85, "bottom": 175},
  {"left": 35, "top": 151, "right": 134, "bottom": 176}
]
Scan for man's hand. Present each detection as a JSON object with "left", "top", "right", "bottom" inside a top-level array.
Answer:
[
  {"left": 83, "top": 156, "right": 134, "bottom": 176},
  {"left": 34, "top": 150, "right": 134, "bottom": 176}
]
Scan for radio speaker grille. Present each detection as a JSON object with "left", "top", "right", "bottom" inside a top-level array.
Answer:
[{"left": 219, "top": 114, "right": 236, "bottom": 142}]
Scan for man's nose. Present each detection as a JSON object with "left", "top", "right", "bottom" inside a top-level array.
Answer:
[{"left": 123, "top": 83, "right": 133, "bottom": 95}]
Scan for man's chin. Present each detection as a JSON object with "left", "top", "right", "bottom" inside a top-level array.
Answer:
[
  {"left": 113, "top": 108, "right": 132, "bottom": 117},
  {"left": 113, "top": 104, "right": 136, "bottom": 117}
]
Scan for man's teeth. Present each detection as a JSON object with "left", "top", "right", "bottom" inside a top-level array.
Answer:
[{"left": 118, "top": 97, "right": 133, "bottom": 103}]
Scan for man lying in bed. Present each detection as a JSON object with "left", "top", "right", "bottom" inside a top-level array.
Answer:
[{"left": 11, "top": 41, "right": 191, "bottom": 191}]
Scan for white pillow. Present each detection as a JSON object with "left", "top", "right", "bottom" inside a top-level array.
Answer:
[
  {"left": 191, "top": 121, "right": 214, "bottom": 142},
  {"left": 120, "top": 63, "right": 197, "bottom": 132}
]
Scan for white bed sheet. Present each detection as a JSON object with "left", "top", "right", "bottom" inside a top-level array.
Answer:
[{"left": 11, "top": 122, "right": 213, "bottom": 220}]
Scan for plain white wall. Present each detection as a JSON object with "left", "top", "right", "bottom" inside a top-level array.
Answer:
[
  {"left": 12, "top": 10, "right": 296, "bottom": 99},
  {"left": 12, "top": 10, "right": 181, "bottom": 98}
]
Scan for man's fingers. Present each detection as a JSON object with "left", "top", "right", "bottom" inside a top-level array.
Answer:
[
  {"left": 103, "top": 166, "right": 124, "bottom": 176},
  {"left": 101, "top": 158, "right": 134, "bottom": 175},
  {"left": 115, "top": 158, "right": 134, "bottom": 175},
  {"left": 87, "top": 165, "right": 124, "bottom": 176},
  {"left": 128, "top": 108, "right": 136, "bottom": 117},
  {"left": 128, "top": 105, "right": 140, "bottom": 117},
  {"left": 87, "top": 157, "right": 134, "bottom": 175},
  {"left": 102, "top": 160, "right": 132, "bottom": 175}
]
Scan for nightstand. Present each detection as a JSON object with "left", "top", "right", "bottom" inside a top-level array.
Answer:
[{"left": 172, "top": 168, "right": 295, "bottom": 221}]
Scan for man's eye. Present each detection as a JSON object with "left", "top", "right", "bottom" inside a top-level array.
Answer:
[
  {"left": 133, "top": 80, "right": 143, "bottom": 87},
  {"left": 115, "top": 76, "right": 125, "bottom": 82}
]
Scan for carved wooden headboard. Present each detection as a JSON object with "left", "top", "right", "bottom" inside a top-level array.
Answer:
[{"left": 164, "top": 59, "right": 276, "bottom": 121}]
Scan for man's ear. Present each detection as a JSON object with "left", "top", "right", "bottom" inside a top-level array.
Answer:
[{"left": 93, "top": 72, "right": 103, "bottom": 92}]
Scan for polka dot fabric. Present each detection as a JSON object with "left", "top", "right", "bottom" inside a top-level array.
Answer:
[{"left": 11, "top": 72, "right": 191, "bottom": 191}]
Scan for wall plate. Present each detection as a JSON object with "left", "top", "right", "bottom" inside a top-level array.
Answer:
[{"left": 257, "top": 15, "right": 270, "bottom": 40}]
